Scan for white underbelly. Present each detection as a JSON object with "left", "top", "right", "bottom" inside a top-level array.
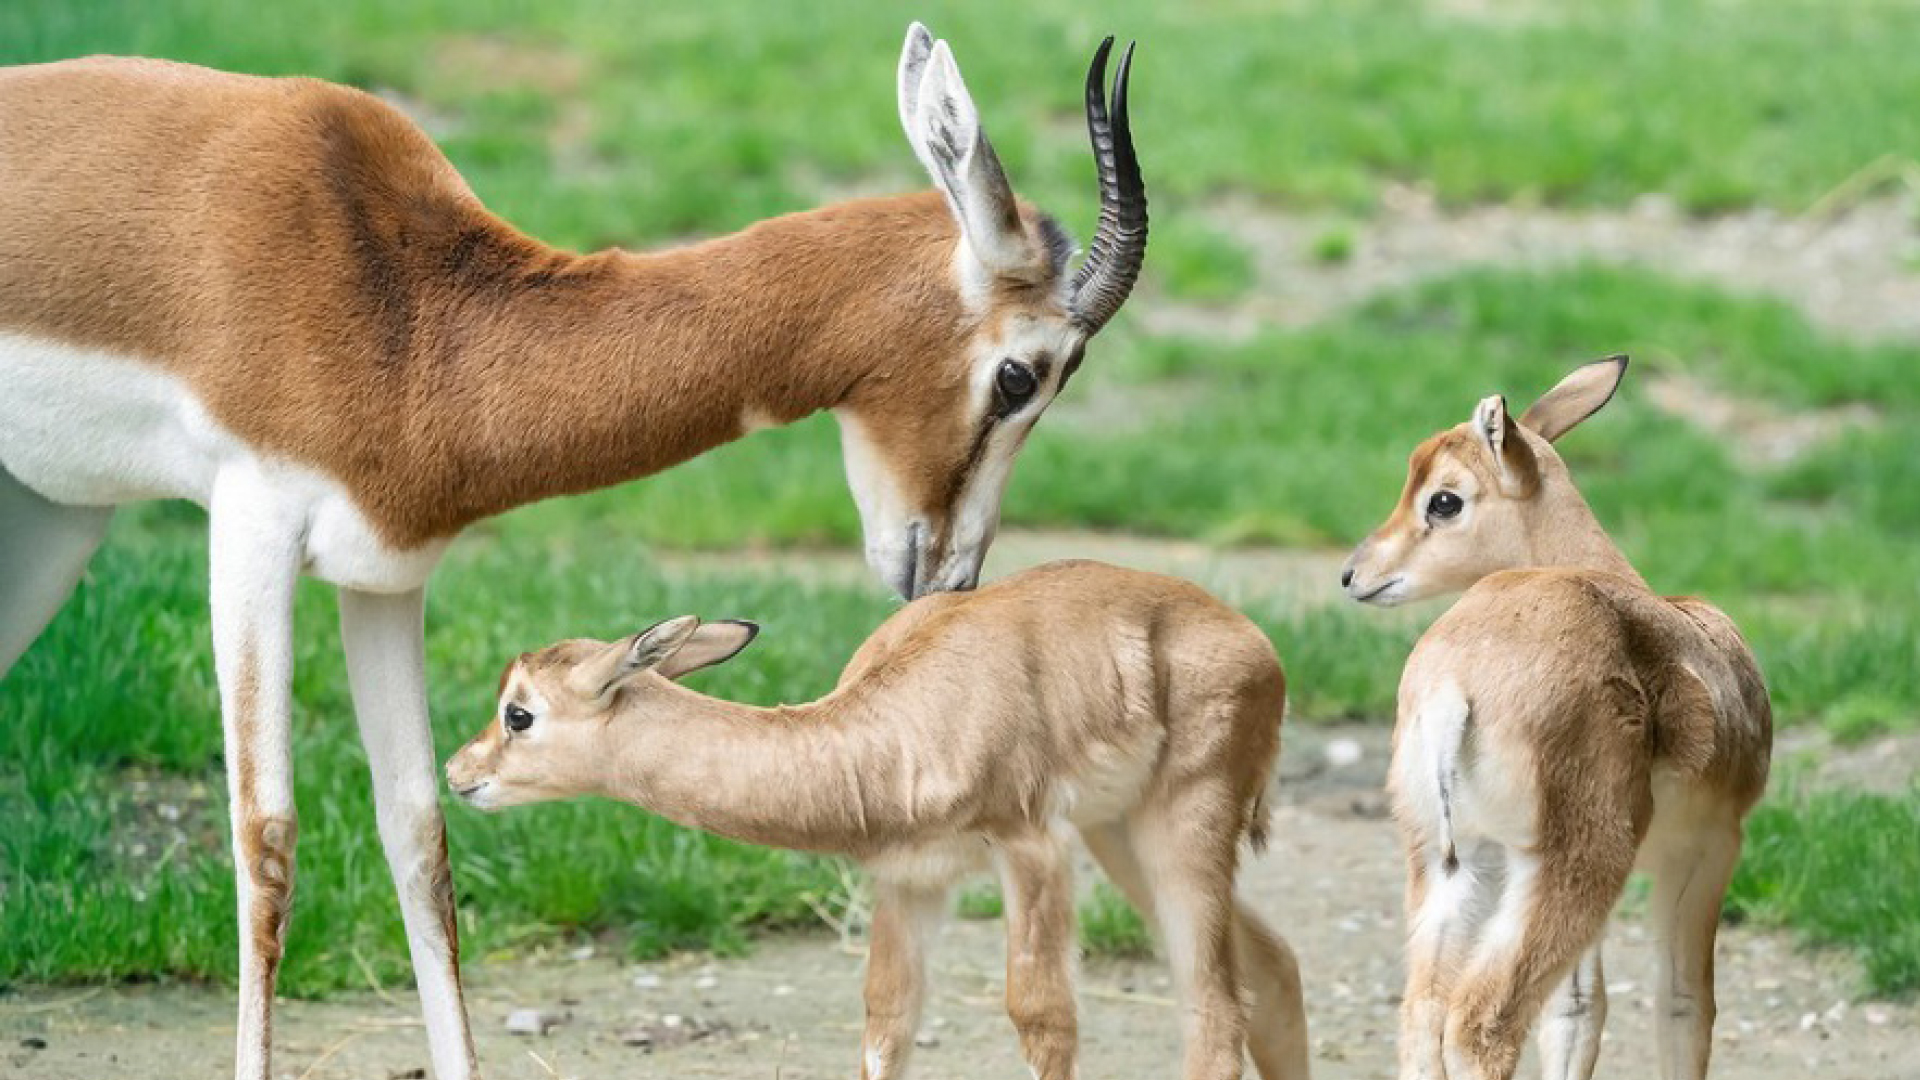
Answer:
[
  {"left": 0, "top": 332, "right": 227, "bottom": 506},
  {"left": 0, "top": 332, "right": 447, "bottom": 592}
]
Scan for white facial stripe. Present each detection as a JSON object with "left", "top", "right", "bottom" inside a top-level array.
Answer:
[
  {"left": 506, "top": 675, "right": 549, "bottom": 713},
  {"left": 923, "top": 319, "right": 1082, "bottom": 589},
  {"left": 834, "top": 406, "right": 921, "bottom": 595},
  {"left": 833, "top": 309, "right": 1084, "bottom": 596}
]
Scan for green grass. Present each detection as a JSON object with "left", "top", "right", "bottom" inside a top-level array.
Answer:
[
  {"left": 1310, "top": 226, "right": 1358, "bottom": 266},
  {"left": 948, "top": 881, "right": 1159, "bottom": 961},
  {"left": 1153, "top": 225, "right": 1258, "bottom": 302},
  {"left": 1077, "top": 883, "right": 1155, "bottom": 960},
  {"left": 955, "top": 883, "right": 1005, "bottom": 921},
  {"left": 1728, "top": 786, "right": 1920, "bottom": 997}
]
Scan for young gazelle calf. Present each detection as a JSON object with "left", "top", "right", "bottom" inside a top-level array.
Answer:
[
  {"left": 1341, "top": 358, "right": 1771, "bottom": 1080},
  {"left": 447, "top": 560, "right": 1309, "bottom": 1080}
]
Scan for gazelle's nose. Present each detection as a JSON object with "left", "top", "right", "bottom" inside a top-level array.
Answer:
[{"left": 1340, "top": 567, "right": 1354, "bottom": 589}]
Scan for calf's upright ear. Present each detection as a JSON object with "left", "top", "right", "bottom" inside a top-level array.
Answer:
[{"left": 1519, "top": 355, "right": 1629, "bottom": 443}]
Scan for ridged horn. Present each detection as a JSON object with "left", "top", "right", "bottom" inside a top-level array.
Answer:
[{"left": 1068, "top": 37, "right": 1147, "bottom": 335}]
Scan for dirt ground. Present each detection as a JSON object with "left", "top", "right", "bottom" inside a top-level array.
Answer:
[{"left": 4, "top": 722, "right": 1914, "bottom": 1080}]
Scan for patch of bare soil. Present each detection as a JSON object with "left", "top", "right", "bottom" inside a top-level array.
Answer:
[
  {"left": 1774, "top": 726, "right": 1920, "bottom": 797},
  {"left": 1642, "top": 370, "right": 1880, "bottom": 468},
  {"left": 5, "top": 727, "right": 1913, "bottom": 1079},
  {"left": 1140, "top": 189, "right": 1920, "bottom": 345},
  {"left": 431, "top": 36, "right": 585, "bottom": 96}
]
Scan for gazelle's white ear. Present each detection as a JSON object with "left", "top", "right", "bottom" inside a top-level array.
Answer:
[
  {"left": 897, "top": 26, "right": 1031, "bottom": 276},
  {"left": 897, "top": 22, "right": 936, "bottom": 146},
  {"left": 1519, "top": 355, "right": 1629, "bottom": 442},
  {"left": 1472, "top": 394, "right": 1539, "bottom": 496}
]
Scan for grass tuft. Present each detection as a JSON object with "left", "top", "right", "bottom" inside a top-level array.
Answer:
[
  {"left": 954, "top": 883, "right": 1005, "bottom": 921},
  {"left": 1727, "top": 786, "right": 1920, "bottom": 998},
  {"left": 1077, "top": 883, "right": 1154, "bottom": 960}
]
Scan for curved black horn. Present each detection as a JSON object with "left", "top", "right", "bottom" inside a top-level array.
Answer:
[{"left": 1068, "top": 37, "right": 1147, "bottom": 335}]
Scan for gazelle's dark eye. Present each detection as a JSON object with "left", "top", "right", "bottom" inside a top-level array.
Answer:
[
  {"left": 503, "top": 703, "right": 534, "bottom": 733},
  {"left": 1426, "top": 491, "right": 1464, "bottom": 520},
  {"left": 996, "top": 359, "right": 1038, "bottom": 411}
]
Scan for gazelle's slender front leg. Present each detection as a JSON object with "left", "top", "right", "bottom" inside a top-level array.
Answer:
[
  {"left": 859, "top": 880, "right": 947, "bottom": 1080},
  {"left": 997, "top": 829, "right": 1078, "bottom": 1080},
  {"left": 1648, "top": 826, "right": 1741, "bottom": 1080},
  {"left": 1535, "top": 943, "right": 1606, "bottom": 1080},
  {"left": 208, "top": 472, "right": 303, "bottom": 1080},
  {"left": 340, "top": 587, "right": 479, "bottom": 1080}
]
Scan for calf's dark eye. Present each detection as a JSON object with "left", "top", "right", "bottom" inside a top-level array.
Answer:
[
  {"left": 503, "top": 703, "right": 534, "bottom": 732},
  {"left": 996, "top": 359, "right": 1037, "bottom": 409},
  {"left": 1427, "top": 491, "right": 1464, "bottom": 520}
]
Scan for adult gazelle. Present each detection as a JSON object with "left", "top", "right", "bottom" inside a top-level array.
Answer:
[{"left": 0, "top": 24, "right": 1147, "bottom": 1079}]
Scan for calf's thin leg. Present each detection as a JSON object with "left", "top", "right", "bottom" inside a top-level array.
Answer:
[
  {"left": 1234, "top": 899, "right": 1311, "bottom": 1080},
  {"left": 1441, "top": 847, "right": 1630, "bottom": 1080},
  {"left": 860, "top": 881, "right": 948, "bottom": 1080},
  {"left": 997, "top": 829, "right": 1078, "bottom": 1080},
  {"left": 1648, "top": 824, "right": 1742, "bottom": 1080},
  {"left": 1400, "top": 845, "right": 1495, "bottom": 1080},
  {"left": 1131, "top": 802, "right": 1247, "bottom": 1080},
  {"left": 1083, "top": 822, "right": 1309, "bottom": 1080},
  {"left": 1535, "top": 942, "right": 1607, "bottom": 1080}
]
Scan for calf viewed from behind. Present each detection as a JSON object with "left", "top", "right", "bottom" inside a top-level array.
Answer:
[
  {"left": 446, "top": 560, "right": 1310, "bottom": 1080},
  {"left": 1341, "top": 358, "right": 1772, "bottom": 1080}
]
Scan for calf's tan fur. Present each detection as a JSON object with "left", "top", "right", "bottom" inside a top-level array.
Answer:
[
  {"left": 1342, "top": 358, "right": 1771, "bottom": 1080},
  {"left": 447, "top": 560, "right": 1310, "bottom": 1080}
]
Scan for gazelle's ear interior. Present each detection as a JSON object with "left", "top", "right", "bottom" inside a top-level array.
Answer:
[
  {"left": 655, "top": 620, "right": 760, "bottom": 680},
  {"left": 897, "top": 23, "right": 1032, "bottom": 276},
  {"left": 1472, "top": 394, "right": 1538, "bottom": 496},
  {"left": 569, "top": 616, "right": 700, "bottom": 699},
  {"left": 1519, "top": 355, "right": 1630, "bottom": 442},
  {"left": 897, "top": 22, "right": 936, "bottom": 145}
]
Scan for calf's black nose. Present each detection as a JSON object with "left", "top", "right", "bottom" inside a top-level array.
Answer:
[{"left": 1340, "top": 568, "right": 1354, "bottom": 589}]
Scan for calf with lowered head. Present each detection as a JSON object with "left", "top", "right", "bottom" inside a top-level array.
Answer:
[{"left": 447, "top": 560, "right": 1310, "bottom": 1080}]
